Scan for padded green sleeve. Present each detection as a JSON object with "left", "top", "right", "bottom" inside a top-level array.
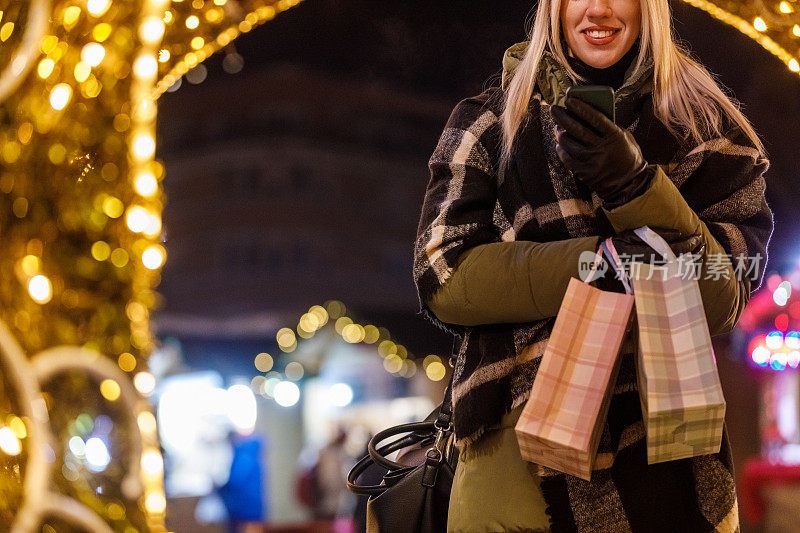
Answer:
[
  {"left": 602, "top": 166, "right": 750, "bottom": 336},
  {"left": 426, "top": 236, "right": 601, "bottom": 327}
]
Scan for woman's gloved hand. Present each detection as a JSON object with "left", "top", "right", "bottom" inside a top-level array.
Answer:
[
  {"left": 551, "top": 93, "right": 655, "bottom": 208},
  {"left": 596, "top": 227, "right": 706, "bottom": 292}
]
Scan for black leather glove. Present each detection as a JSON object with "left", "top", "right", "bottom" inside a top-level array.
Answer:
[
  {"left": 551, "top": 92, "right": 655, "bottom": 208},
  {"left": 597, "top": 228, "right": 706, "bottom": 292}
]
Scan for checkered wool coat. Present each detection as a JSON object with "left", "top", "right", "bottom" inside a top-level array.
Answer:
[{"left": 412, "top": 44, "right": 773, "bottom": 532}]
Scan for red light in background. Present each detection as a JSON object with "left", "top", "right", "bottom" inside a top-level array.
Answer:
[
  {"left": 748, "top": 334, "right": 767, "bottom": 355},
  {"left": 776, "top": 313, "right": 790, "bottom": 332}
]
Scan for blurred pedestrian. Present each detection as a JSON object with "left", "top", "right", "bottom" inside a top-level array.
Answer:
[{"left": 218, "top": 430, "right": 267, "bottom": 533}]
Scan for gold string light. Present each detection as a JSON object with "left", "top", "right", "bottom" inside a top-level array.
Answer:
[
  {"left": 154, "top": 0, "right": 305, "bottom": 97},
  {"left": 258, "top": 300, "right": 445, "bottom": 385},
  {"left": 1, "top": 0, "right": 168, "bottom": 526},
  {"left": 679, "top": 0, "right": 800, "bottom": 74}
]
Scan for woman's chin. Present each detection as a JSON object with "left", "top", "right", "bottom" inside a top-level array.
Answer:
[{"left": 573, "top": 49, "right": 626, "bottom": 69}]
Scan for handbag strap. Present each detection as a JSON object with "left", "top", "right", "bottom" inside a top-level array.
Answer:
[
  {"left": 347, "top": 431, "right": 421, "bottom": 495},
  {"left": 348, "top": 355, "right": 456, "bottom": 494},
  {"left": 435, "top": 367, "right": 454, "bottom": 430},
  {"left": 368, "top": 370, "right": 454, "bottom": 472}
]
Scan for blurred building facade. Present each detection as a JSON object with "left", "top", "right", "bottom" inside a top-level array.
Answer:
[{"left": 155, "top": 63, "right": 452, "bottom": 329}]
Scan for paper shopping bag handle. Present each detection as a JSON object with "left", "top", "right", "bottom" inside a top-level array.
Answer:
[
  {"left": 632, "top": 225, "right": 678, "bottom": 262},
  {"left": 601, "top": 237, "right": 633, "bottom": 294}
]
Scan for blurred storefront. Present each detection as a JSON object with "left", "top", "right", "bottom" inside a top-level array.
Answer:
[
  {"left": 151, "top": 301, "right": 448, "bottom": 531},
  {"left": 733, "top": 269, "right": 800, "bottom": 532}
]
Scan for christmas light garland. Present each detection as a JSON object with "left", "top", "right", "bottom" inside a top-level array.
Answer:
[
  {"left": 0, "top": 1, "right": 304, "bottom": 530},
  {"left": 154, "top": 0, "right": 305, "bottom": 98},
  {"left": 252, "top": 300, "right": 448, "bottom": 405},
  {"left": 679, "top": 0, "right": 800, "bottom": 73}
]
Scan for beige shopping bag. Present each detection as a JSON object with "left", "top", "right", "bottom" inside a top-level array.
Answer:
[
  {"left": 630, "top": 226, "right": 726, "bottom": 464},
  {"left": 515, "top": 238, "right": 634, "bottom": 481}
]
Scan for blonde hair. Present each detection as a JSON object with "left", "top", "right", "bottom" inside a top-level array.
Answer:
[{"left": 499, "top": 0, "right": 767, "bottom": 171}]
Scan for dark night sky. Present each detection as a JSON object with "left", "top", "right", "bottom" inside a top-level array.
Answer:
[{"left": 191, "top": 0, "right": 800, "bottom": 273}]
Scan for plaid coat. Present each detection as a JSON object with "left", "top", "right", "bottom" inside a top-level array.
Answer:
[{"left": 412, "top": 44, "right": 773, "bottom": 532}]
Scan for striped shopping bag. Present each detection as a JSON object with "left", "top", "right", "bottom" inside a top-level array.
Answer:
[
  {"left": 515, "top": 238, "right": 634, "bottom": 481},
  {"left": 630, "top": 226, "right": 726, "bottom": 464}
]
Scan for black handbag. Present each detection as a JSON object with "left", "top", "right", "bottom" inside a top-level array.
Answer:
[{"left": 346, "top": 372, "right": 457, "bottom": 533}]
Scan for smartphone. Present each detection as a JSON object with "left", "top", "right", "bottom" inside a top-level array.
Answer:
[{"left": 565, "top": 85, "right": 615, "bottom": 124}]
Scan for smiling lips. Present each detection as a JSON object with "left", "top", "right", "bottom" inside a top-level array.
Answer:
[{"left": 582, "top": 27, "right": 621, "bottom": 45}]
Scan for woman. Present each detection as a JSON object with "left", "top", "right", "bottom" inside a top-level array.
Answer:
[{"left": 412, "top": 0, "right": 774, "bottom": 530}]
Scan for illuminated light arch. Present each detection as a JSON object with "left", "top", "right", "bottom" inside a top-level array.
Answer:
[
  {"left": 154, "top": 0, "right": 305, "bottom": 97},
  {"left": 0, "top": 1, "right": 306, "bottom": 531},
  {"left": 678, "top": 0, "right": 800, "bottom": 74}
]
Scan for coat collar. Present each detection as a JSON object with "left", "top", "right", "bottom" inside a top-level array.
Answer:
[{"left": 501, "top": 41, "right": 655, "bottom": 127}]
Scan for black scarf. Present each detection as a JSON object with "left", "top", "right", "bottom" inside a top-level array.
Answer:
[{"left": 565, "top": 37, "right": 642, "bottom": 90}]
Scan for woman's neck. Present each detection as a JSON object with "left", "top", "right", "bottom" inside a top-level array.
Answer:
[{"left": 564, "top": 38, "right": 641, "bottom": 90}]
